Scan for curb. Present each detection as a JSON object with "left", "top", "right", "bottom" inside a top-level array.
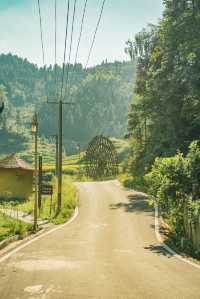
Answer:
[
  {"left": 0, "top": 235, "right": 19, "bottom": 250},
  {"left": 0, "top": 227, "right": 46, "bottom": 259},
  {"left": 117, "top": 181, "right": 200, "bottom": 270},
  {"left": 0, "top": 206, "right": 79, "bottom": 264},
  {"left": 155, "top": 203, "right": 200, "bottom": 270}
]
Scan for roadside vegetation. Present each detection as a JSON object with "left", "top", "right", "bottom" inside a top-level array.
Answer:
[
  {"left": 39, "top": 175, "right": 78, "bottom": 225},
  {"left": 146, "top": 141, "right": 200, "bottom": 258},
  {"left": 0, "top": 213, "right": 33, "bottom": 242},
  {"left": 122, "top": 2, "right": 200, "bottom": 258},
  {"left": 0, "top": 175, "right": 78, "bottom": 226}
]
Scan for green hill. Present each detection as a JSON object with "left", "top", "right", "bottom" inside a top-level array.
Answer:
[{"left": 0, "top": 54, "right": 135, "bottom": 158}]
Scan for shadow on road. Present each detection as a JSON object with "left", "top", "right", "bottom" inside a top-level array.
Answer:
[
  {"left": 110, "top": 193, "right": 153, "bottom": 215},
  {"left": 144, "top": 244, "right": 172, "bottom": 257},
  {"left": 110, "top": 192, "right": 177, "bottom": 258},
  {"left": 109, "top": 190, "right": 191, "bottom": 259}
]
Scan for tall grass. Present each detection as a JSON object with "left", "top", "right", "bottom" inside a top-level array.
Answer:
[
  {"left": 0, "top": 175, "right": 78, "bottom": 225},
  {"left": 0, "top": 213, "right": 33, "bottom": 241},
  {"left": 39, "top": 175, "right": 78, "bottom": 224}
]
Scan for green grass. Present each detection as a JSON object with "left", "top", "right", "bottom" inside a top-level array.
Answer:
[
  {"left": 0, "top": 175, "right": 78, "bottom": 225},
  {"left": 0, "top": 213, "right": 33, "bottom": 242},
  {"left": 39, "top": 175, "right": 78, "bottom": 224}
]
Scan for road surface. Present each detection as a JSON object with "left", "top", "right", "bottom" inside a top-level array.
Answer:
[{"left": 0, "top": 181, "right": 200, "bottom": 299}]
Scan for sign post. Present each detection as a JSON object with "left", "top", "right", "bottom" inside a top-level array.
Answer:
[
  {"left": 38, "top": 156, "right": 43, "bottom": 211},
  {"left": 41, "top": 184, "right": 53, "bottom": 215},
  {"left": 41, "top": 184, "right": 53, "bottom": 196}
]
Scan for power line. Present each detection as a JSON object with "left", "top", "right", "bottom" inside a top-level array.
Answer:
[
  {"left": 65, "top": 0, "right": 78, "bottom": 92},
  {"left": 37, "top": 0, "right": 45, "bottom": 65},
  {"left": 74, "top": 0, "right": 88, "bottom": 65},
  {"left": 66, "top": 0, "right": 106, "bottom": 94},
  {"left": 54, "top": 0, "right": 57, "bottom": 97},
  {"left": 66, "top": 0, "right": 88, "bottom": 91},
  {"left": 85, "top": 0, "right": 106, "bottom": 69},
  {"left": 60, "top": 0, "right": 70, "bottom": 100}
]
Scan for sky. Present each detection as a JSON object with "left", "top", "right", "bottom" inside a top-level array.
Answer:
[{"left": 0, "top": 0, "right": 164, "bottom": 67}]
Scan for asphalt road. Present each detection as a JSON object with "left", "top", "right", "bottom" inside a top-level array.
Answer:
[{"left": 0, "top": 181, "right": 200, "bottom": 299}]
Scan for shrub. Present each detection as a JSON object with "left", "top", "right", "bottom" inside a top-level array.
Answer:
[
  {"left": 146, "top": 153, "right": 187, "bottom": 215},
  {"left": 120, "top": 173, "right": 134, "bottom": 189},
  {"left": 146, "top": 141, "right": 200, "bottom": 238},
  {"left": 120, "top": 173, "right": 147, "bottom": 191},
  {"left": 186, "top": 141, "right": 200, "bottom": 199}
]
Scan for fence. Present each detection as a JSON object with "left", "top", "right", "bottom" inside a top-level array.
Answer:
[{"left": 183, "top": 205, "right": 200, "bottom": 251}]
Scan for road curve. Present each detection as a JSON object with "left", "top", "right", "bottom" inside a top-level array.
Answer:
[{"left": 0, "top": 181, "right": 200, "bottom": 299}]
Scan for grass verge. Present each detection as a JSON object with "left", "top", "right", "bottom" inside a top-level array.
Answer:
[
  {"left": 0, "top": 213, "right": 33, "bottom": 242},
  {"left": 39, "top": 175, "right": 78, "bottom": 224},
  {"left": 0, "top": 175, "right": 78, "bottom": 226}
]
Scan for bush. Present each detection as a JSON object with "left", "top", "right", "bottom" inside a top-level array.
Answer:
[
  {"left": 0, "top": 213, "right": 33, "bottom": 241},
  {"left": 120, "top": 173, "right": 147, "bottom": 191},
  {"left": 146, "top": 153, "right": 187, "bottom": 213},
  {"left": 120, "top": 173, "right": 134, "bottom": 189},
  {"left": 146, "top": 141, "right": 200, "bottom": 237},
  {"left": 186, "top": 141, "right": 200, "bottom": 199}
]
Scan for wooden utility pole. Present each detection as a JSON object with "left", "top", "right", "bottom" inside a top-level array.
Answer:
[
  {"left": 49, "top": 134, "right": 58, "bottom": 177},
  {"left": 55, "top": 135, "right": 58, "bottom": 177},
  {"left": 47, "top": 99, "right": 75, "bottom": 212},
  {"left": 32, "top": 113, "right": 38, "bottom": 232},
  {"left": 57, "top": 100, "right": 62, "bottom": 211}
]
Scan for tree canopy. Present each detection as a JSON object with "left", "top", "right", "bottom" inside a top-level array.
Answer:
[{"left": 127, "top": 0, "right": 200, "bottom": 174}]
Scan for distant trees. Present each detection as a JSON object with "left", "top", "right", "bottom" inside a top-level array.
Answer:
[{"left": 0, "top": 54, "right": 135, "bottom": 154}]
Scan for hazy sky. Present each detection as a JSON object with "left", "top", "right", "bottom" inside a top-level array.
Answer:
[{"left": 0, "top": 0, "right": 164, "bottom": 67}]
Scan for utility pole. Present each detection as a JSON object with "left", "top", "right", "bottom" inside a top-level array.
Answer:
[
  {"left": 55, "top": 134, "right": 58, "bottom": 177},
  {"left": 49, "top": 134, "right": 58, "bottom": 177},
  {"left": 32, "top": 113, "right": 38, "bottom": 232},
  {"left": 47, "top": 99, "right": 74, "bottom": 212},
  {"left": 57, "top": 100, "right": 62, "bottom": 211}
]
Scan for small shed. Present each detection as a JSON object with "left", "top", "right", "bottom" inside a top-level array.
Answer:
[{"left": 0, "top": 154, "right": 33, "bottom": 200}]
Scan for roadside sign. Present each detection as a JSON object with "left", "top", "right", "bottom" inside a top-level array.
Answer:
[{"left": 41, "top": 184, "right": 53, "bottom": 195}]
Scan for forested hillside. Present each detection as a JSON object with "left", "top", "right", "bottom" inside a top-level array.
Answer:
[{"left": 0, "top": 54, "right": 135, "bottom": 155}]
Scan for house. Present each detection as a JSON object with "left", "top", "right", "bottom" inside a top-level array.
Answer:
[{"left": 0, "top": 154, "right": 33, "bottom": 200}]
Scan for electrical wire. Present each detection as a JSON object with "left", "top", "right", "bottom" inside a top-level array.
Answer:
[
  {"left": 54, "top": 0, "right": 57, "bottom": 97},
  {"left": 85, "top": 0, "right": 106, "bottom": 69},
  {"left": 74, "top": 0, "right": 88, "bottom": 64},
  {"left": 37, "top": 0, "right": 45, "bottom": 66},
  {"left": 65, "top": 0, "right": 78, "bottom": 92},
  {"left": 60, "top": 0, "right": 70, "bottom": 101},
  {"left": 66, "top": 0, "right": 88, "bottom": 94},
  {"left": 61, "top": 0, "right": 106, "bottom": 102}
]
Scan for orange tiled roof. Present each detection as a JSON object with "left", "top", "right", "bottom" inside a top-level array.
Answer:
[{"left": 0, "top": 154, "right": 33, "bottom": 171}]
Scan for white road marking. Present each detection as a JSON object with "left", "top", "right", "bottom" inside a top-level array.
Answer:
[
  {"left": 154, "top": 203, "right": 200, "bottom": 270},
  {"left": 0, "top": 207, "right": 79, "bottom": 264},
  {"left": 24, "top": 285, "right": 43, "bottom": 294},
  {"left": 13, "top": 259, "right": 87, "bottom": 271}
]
